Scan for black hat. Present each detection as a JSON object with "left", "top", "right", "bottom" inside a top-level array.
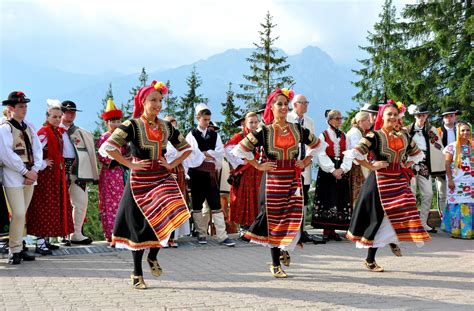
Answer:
[
  {"left": 360, "top": 103, "right": 379, "bottom": 113},
  {"left": 208, "top": 121, "right": 220, "bottom": 131},
  {"left": 324, "top": 109, "right": 331, "bottom": 119},
  {"left": 2, "top": 91, "right": 30, "bottom": 106},
  {"left": 408, "top": 104, "right": 429, "bottom": 115},
  {"left": 61, "top": 100, "right": 82, "bottom": 112},
  {"left": 441, "top": 106, "right": 460, "bottom": 116},
  {"left": 233, "top": 116, "right": 245, "bottom": 127},
  {"left": 256, "top": 104, "right": 266, "bottom": 114}
]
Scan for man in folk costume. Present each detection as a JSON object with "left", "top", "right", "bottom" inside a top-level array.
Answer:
[
  {"left": 60, "top": 100, "right": 99, "bottom": 245},
  {"left": 435, "top": 106, "right": 460, "bottom": 215},
  {"left": 0, "top": 91, "right": 42, "bottom": 264},
  {"left": 286, "top": 94, "right": 324, "bottom": 244},
  {"left": 184, "top": 104, "right": 236, "bottom": 247},
  {"left": 407, "top": 104, "right": 445, "bottom": 233},
  {"left": 0, "top": 109, "right": 12, "bottom": 254}
]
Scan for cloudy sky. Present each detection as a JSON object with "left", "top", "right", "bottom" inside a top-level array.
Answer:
[{"left": 1, "top": 0, "right": 414, "bottom": 75}]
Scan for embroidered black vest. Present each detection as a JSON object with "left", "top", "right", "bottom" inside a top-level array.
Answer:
[{"left": 191, "top": 128, "right": 217, "bottom": 152}]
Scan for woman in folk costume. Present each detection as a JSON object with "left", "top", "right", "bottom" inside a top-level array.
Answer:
[
  {"left": 27, "top": 100, "right": 74, "bottom": 255},
  {"left": 96, "top": 99, "right": 127, "bottom": 242},
  {"left": 99, "top": 81, "right": 192, "bottom": 289},
  {"left": 347, "top": 111, "right": 372, "bottom": 205},
  {"left": 232, "top": 88, "right": 326, "bottom": 278},
  {"left": 441, "top": 121, "right": 473, "bottom": 239},
  {"left": 344, "top": 100, "right": 430, "bottom": 272},
  {"left": 225, "top": 112, "right": 263, "bottom": 235},
  {"left": 312, "top": 110, "right": 353, "bottom": 241}
]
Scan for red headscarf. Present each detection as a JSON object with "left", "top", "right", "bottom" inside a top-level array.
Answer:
[
  {"left": 132, "top": 80, "right": 169, "bottom": 118},
  {"left": 262, "top": 88, "right": 295, "bottom": 125},
  {"left": 373, "top": 99, "right": 406, "bottom": 130}
]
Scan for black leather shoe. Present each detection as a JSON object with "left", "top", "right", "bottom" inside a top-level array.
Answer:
[
  {"left": 35, "top": 246, "right": 52, "bottom": 256},
  {"left": 20, "top": 251, "right": 35, "bottom": 261},
  {"left": 45, "top": 242, "right": 60, "bottom": 250},
  {"left": 61, "top": 238, "right": 71, "bottom": 246},
  {"left": 8, "top": 253, "right": 22, "bottom": 265},
  {"left": 310, "top": 235, "right": 327, "bottom": 244},
  {"left": 70, "top": 237, "right": 93, "bottom": 245},
  {"left": 427, "top": 228, "right": 437, "bottom": 233}
]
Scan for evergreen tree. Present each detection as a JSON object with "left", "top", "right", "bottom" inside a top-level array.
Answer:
[
  {"left": 238, "top": 11, "right": 294, "bottom": 111},
  {"left": 177, "top": 66, "right": 207, "bottom": 133},
  {"left": 93, "top": 83, "right": 114, "bottom": 140},
  {"left": 161, "top": 80, "right": 179, "bottom": 119},
  {"left": 399, "top": 1, "right": 473, "bottom": 122},
  {"left": 218, "top": 82, "right": 242, "bottom": 141},
  {"left": 352, "top": 0, "right": 404, "bottom": 105},
  {"left": 122, "top": 67, "right": 148, "bottom": 119}
]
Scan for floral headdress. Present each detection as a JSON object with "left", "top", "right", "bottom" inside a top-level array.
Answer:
[
  {"left": 263, "top": 87, "right": 295, "bottom": 125},
  {"left": 132, "top": 80, "right": 168, "bottom": 118},
  {"left": 374, "top": 99, "right": 406, "bottom": 130}
]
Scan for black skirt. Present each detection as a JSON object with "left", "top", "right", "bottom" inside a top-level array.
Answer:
[
  {"left": 312, "top": 162, "right": 352, "bottom": 230},
  {"left": 112, "top": 180, "right": 160, "bottom": 250},
  {"left": 0, "top": 185, "right": 9, "bottom": 239},
  {"left": 346, "top": 171, "right": 384, "bottom": 242}
]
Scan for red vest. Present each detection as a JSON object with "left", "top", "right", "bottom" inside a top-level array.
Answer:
[{"left": 323, "top": 130, "right": 346, "bottom": 158}]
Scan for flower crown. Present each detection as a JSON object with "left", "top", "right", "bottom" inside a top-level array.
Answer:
[
  {"left": 387, "top": 99, "right": 406, "bottom": 114},
  {"left": 151, "top": 80, "right": 169, "bottom": 96},
  {"left": 275, "top": 87, "right": 295, "bottom": 101}
]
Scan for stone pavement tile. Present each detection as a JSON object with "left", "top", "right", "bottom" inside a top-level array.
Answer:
[{"left": 0, "top": 233, "right": 473, "bottom": 310}]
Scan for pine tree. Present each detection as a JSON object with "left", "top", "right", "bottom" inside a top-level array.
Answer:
[
  {"left": 399, "top": 1, "right": 473, "bottom": 122},
  {"left": 218, "top": 82, "right": 242, "bottom": 141},
  {"left": 121, "top": 67, "right": 148, "bottom": 119},
  {"left": 352, "top": 0, "right": 405, "bottom": 105},
  {"left": 237, "top": 11, "right": 294, "bottom": 111},
  {"left": 161, "top": 80, "right": 179, "bottom": 119},
  {"left": 177, "top": 66, "right": 207, "bottom": 133},
  {"left": 93, "top": 83, "right": 114, "bottom": 140}
]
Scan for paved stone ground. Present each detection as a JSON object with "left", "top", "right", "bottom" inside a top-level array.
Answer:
[{"left": 0, "top": 231, "right": 472, "bottom": 310}]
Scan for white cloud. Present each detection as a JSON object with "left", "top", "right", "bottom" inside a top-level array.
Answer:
[{"left": 1, "top": 0, "right": 415, "bottom": 74}]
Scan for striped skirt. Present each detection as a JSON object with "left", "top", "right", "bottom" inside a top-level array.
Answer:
[
  {"left": 347, "top": 169, "right": 430, "bottom": 247},
  {"left": 112, "top": 164, "right": 190, "bottom": 250},
  {"left": 244, "top": 160, "right": 303, "bottom": 250}
]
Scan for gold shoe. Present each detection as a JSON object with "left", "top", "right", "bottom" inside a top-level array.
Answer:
[
  {"left": 147, "top": 258, "right": 163, "bottom": 278},
  {"left": 270, "top": 265, "right": 288, "bottom": 278},
  {"left": 364, "top": 260, "right": 384, "bottom": 272},
  {"left": 389, "top": 244, "right": 402, "bottom": 257},
  {"left": 130, "top": 274, "right": 147, "bottom": 289},
  {"left": 279, "top": 250, "right": 291, "bottom": 267}
]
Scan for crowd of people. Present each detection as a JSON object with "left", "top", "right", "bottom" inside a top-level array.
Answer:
[{"left": 0, "top": 84, "right": 472, "bottom": 289}]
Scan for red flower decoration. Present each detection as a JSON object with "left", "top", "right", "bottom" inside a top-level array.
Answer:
[{"left": 462, "top": 186, "right": 471, "bottom": 192}]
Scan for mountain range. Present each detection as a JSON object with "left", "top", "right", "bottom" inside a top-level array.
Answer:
[{"left": 1, "top": 46, "right": 359, "bottom": 135}]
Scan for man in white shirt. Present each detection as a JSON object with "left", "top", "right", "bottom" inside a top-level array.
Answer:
[
  {"left": 287, "top": 94, "right": 324, "bottom": 244},
  {"left": 407, "top": 104, "right": 445, "bottom": 233},
  {"left": 184, "top": 104, "right": 235, "bottom": 247},
  {"left": 0, "top": 91, "right": 42, "bottom": 264},
  {"left": 60, "top": 100, "right": 99, "bottom": 245},
  {"left": 436, "top": 106, "right": 460, "bottom": 217}
]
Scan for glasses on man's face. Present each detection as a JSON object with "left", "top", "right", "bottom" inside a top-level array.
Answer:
[{"left": 333, "top": 117, "right": 343, "bottom": 121}]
